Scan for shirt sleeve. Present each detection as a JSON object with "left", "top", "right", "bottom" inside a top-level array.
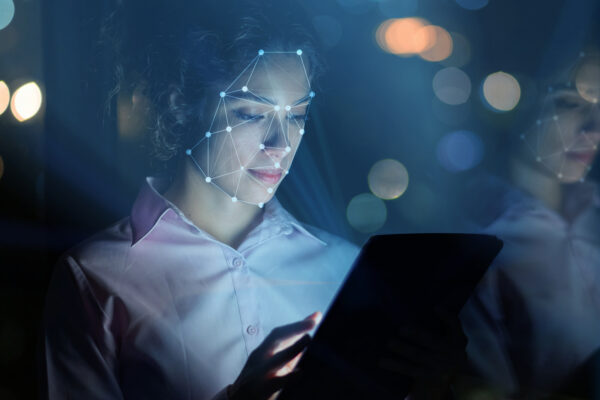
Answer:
[{"left": 39, "top": 256, "right": 124, "bottom": 400}]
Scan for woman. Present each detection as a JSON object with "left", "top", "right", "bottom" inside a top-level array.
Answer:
[
  {"left": 40, "top": 1, "right": 465, "bottom": 399},
  {"left": 460, "top": 51, "right": 600, "bottom": 398}
]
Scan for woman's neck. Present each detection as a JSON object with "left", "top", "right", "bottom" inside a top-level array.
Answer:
[
  {"left": 163, "top": 162, "right": 264, "bottom": 249},
  {"left": 509, "top": 156, "right": 562, "bottom": 212}
]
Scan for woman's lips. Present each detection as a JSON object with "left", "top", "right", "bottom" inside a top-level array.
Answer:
[
  {"left": 565, "top": 150, "right": 597, "bottom": 164},
  {"left": 248, "top": 169, "right": 282, "bottom": 185}
]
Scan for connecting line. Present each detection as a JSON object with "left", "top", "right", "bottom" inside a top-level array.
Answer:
[
  {"left": 230, "top": 133, "right": 243, "bottom": 169},
  {"left": 190, "top": 136, "right": 206, "bottom": 151},
  {"left": 209, "top": 98, "right": 222, "bottom": 133},
  {"left": 247, "top": 89, "right": 275, "bottom": 106},
  {"left": 243, "top": 148, "right": 262, "bottom": 170},
  {"left": 299, "top": 55, "right": 310, "bottom": 88},
  {"left": 211, "top": 169, "right": 241, "bottom": 180},
  {"left": 225, "top": 55, "right": 259, "bottom": 92},
  {"left": 226, "top": 95, "right": 273, "bottom": 107},
  {"left": 223, "top": 98, "right": 230, "bottom": 127},
  {"left": 245, "top": 57, "right": 261, "bottom": 87},
  {"left": 189, "top": 155, "right": 207, "bottom": 179},
  {"left": 207, "top": 137, "right": 211, "bottom": 177},
  {"left": 262, "top": 111, "right": 278, "bottom": 145}
]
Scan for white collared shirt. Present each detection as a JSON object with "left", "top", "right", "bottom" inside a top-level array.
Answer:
[{"left": 40, "top": 177, "right": 359, "bottom": 400}]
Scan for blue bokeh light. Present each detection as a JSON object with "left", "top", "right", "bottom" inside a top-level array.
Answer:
[{"left": 436, "top": 130, "right": 484, "bottom": 172}]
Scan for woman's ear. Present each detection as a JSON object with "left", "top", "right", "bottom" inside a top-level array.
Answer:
[{"left": 168, "top": 84, "right": 187, "bottom": 125}]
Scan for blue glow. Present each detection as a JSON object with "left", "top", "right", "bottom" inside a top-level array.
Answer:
[{"left": 436, "top": 130, "right": 484, "bottom": 172}]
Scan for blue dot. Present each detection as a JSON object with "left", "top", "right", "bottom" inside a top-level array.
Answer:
[
  {"left": 309, "top": 91, "right": 315, "bottom": 98},
  {"left": 185, "top": 149, "right": 192, "bottom": 155},
  {"left": 258, "top": 49, "right": 265, "bottom": 55},
  {"left": 220, "top": 91, "right": 226, "bottom": 98},
  {"left": 296, "top": 49, "right": 303, "bottom": 55}
]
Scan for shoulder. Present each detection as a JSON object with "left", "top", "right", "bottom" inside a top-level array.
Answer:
[
  {"left": 65, "top": 217, "right": 133, "bottom": 272},
  {"left": 53, "top": 217, "right": 134, "bottom": 298}
]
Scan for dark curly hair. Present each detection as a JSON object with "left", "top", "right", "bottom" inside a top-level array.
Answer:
[{"left": 103, "top": 0, "right": 324, "bottom": 178}]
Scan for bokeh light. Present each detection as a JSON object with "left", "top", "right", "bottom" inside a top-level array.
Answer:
[
  {"left": 10, "top": 81, "right": 43, "bottom": 122},
  {"left": 482, "top": 71, "right": 521, "bottom": 112},
  {"left": 433, "top": 67, "right": 471, "bottom": 105},
  {"left": 368, "top": 159, "right": 409, "bottom": 200},
  {"left": 376, "top": 17, "right": 429, "bottom": 55},
  {"left": 0, "top": 0, "right": 15, "bottom": 30},
  {"left": 455, "top": 0, "right": 489, "bottom": 10},
  {"left": 575, "top": 60, "right": 600, "bottom": 104},
  {"left": 418, "top": 25, "right": 453, "bottom": 62},
  {"left": 436, "top": 130, "right": 484, "bottom": 172},
  {"left": 312, "top": 15, "right": 343, "bottom": 49},
  {"left": 0, "top": 81, "right": 9, "bottom": 115},
  {"left": 376, "top": 0, "right": 418, "bottom": 18},
  {"left": 347, "top": 193, "right": 387, "bottom": 233},
  {"left": 441, "top": 32, "right": 471, "bottom": 67}
]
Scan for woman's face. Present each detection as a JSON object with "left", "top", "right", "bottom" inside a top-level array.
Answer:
[
  {"left": 187, "top": 52, "right": 312, "bottom": 206},
  {"left": 523, "top": 60, "right": 600, "bottom": 183}
]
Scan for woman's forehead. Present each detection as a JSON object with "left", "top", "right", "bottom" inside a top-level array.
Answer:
[{"left": 222, "top": 51, "right": 311, "bottom": 104}]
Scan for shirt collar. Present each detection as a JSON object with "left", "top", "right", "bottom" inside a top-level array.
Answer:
[{"left": 130, "top": 177, "right": 325, "bottom": 247}]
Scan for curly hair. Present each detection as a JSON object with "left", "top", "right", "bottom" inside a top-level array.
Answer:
[{"left": 104, "top": 0, "right": 324, "bottom": 178}]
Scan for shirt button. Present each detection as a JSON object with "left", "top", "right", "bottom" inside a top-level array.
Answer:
[
  {"left": 231, "top": 257, "right": 244, "bottom": 268},
  {"left": 246, "top": 325, "right": 258, "bottom": 335}
]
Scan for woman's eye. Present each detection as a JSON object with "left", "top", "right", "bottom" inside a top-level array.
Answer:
[
  {"left": 234, "top": 110, "right": 264, "bottom": 121},
  {"left": 289, "top": 114, "right": 306, "bottom": 121},
  {"left": 553, "top": 97, "right": 583, "bottom": 110}
]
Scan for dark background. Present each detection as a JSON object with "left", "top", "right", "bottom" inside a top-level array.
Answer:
[{"left": 0, "top": 0, "right": 598, "bottom": 398}]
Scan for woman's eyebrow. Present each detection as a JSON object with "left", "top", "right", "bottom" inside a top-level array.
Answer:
[
  {"left": 226, "top": 90, "right": 311, "bottom": 107},
  {"left": 226, "top": 91, "right": 276, "bottom": 106}
]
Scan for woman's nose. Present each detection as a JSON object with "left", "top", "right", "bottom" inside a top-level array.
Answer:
[{"left": 264, "top": 147, "right": 288, "bottom": 163}]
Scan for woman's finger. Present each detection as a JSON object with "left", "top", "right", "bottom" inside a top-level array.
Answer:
[
  {"left": 257, "top": 317, "right": 315, "bottom": 356},
  {"left": 263, "top": 368, "right": 304, "bottom": 396},
  {"left": 264, "top": 333, "right": 311, "bottom": 373}
]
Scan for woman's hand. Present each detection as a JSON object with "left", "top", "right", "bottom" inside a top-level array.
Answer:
[
  {"left": 377, "top": 308, "right": 468, "bottom": 400},
  {"left": 227, "top": 312, "right": 321, "bottom": 400}
]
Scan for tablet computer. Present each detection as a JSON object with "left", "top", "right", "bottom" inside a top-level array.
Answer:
[{"left": 277, "top": 233, "right": 503, "bottom": 400}]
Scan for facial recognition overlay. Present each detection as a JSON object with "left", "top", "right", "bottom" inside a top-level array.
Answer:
[
  {"left": 186, "top": 49, "right": 314, "bottom": 207},
  {"left": 521, "top": 54, "right": 600, "bottom": 183}
]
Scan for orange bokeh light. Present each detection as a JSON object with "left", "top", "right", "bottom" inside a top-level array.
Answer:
[
  {"left": 376, "top": 18, "right": 453, "bottom": 62},
  {"left": 378, "top": 18, "right": 430, "bottom": 56},
  {"left": 418, "top": 26, "right": 453, "bottom": 62}
]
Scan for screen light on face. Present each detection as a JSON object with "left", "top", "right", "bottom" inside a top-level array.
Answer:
[{"left": 185, "top": 50, "right": 313, "bottom": 207}]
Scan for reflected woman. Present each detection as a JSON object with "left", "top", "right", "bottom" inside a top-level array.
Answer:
[{"left": 460, "top": 51, "right": 600, "bottom": 398}]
